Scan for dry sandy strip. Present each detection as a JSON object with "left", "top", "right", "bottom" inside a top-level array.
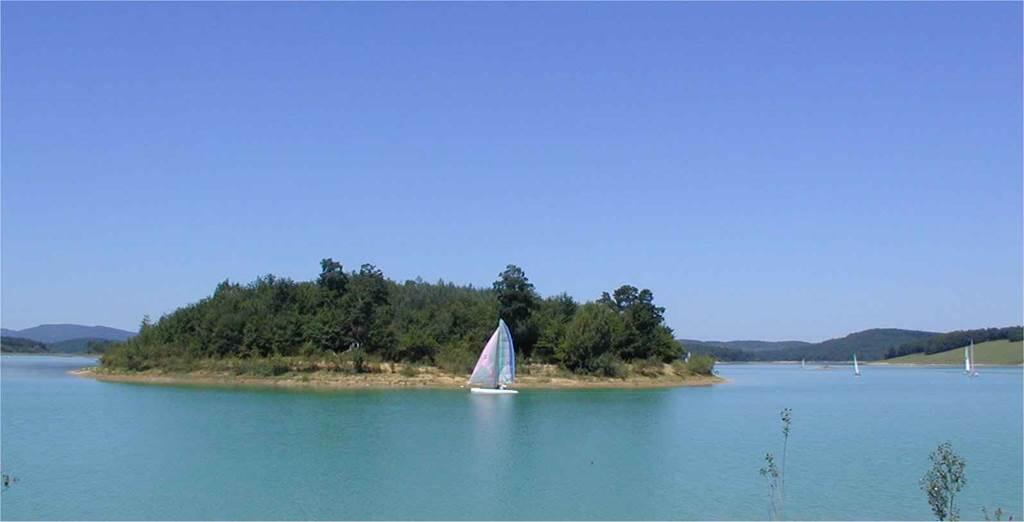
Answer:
[{"left": 72, "top": 366, "right": 723, "bottom": 391}]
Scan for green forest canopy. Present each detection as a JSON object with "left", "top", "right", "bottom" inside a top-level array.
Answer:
[{"left": 102, "top": 261, "right": 705, "bottom": 376}]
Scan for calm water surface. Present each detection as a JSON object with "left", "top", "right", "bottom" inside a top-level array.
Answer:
[{"left": 1, "top": 356, "right": 1021, "bottom": 520}]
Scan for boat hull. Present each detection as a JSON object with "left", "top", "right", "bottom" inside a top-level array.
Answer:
[{"left": 470, "top": 388, "right": 519, "bottom": 395}]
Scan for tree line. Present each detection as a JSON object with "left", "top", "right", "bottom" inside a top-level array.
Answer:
[
  {"left": 102, "top": 261, "right": 706, "bottom": 376},
  {"left": 884, "top": 326, "right": 1023, "bottom": 359}
]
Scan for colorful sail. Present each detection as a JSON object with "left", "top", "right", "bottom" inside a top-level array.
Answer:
[
  {"left": 497, "top": 319, "right": 515, "bottom": 386},
  {"left": 469, "top": 319, "right": 516, "bottom": 388},
  {"left": 469, "top": 327, "right": 500, "bottom": 388}
]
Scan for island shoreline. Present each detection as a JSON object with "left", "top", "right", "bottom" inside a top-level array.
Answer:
[{"left": 72, "top": 367, "right": 724, "bottom": 391}]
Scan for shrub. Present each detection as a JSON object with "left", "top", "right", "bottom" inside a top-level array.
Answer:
[
  {"left": 349, "top": 348, "right": 367, "bottom": 373},
  {"left": 671, "top": 360, "right": 690, "bottom": 377},
  {"left": 398, "top": 331, "right": 440, "bottom": 363},
  {"left": 435, "top": 341, "right": 478, "bottom": 375},
  {"left": 400, "top": 365, "right": 417, "bottom": 378},
  {"left": 632, "top": 356, "right": 664, "bottom": 377},
  {"left": 593, "top": 352, "right": 627, "bottom": 379},
  {"left": 686, "top": 353, "right": 716, "bottom": 375}
]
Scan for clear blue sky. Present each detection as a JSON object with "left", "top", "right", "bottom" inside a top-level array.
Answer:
[{"left": 2, "top": 3, "right": 1021, "bottom": 341}]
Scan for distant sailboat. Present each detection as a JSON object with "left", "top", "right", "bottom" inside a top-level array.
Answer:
[
  {"left": 468, "top": 319, "right": 518, "bottom": 394},
  {"left": 964, "top": 342, "right": 972, "bottom": 375},
  {"left": 801, "top": 358, "right": 806, "bottom": 370},
  {"left": 853, "top": 353, "right": 861, "bottom": 376},
  {"left": 968, "top": 340, "right": 979, "bottom": 377}
]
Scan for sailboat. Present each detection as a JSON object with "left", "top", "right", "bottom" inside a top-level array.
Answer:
[
  {"left": 853, "top": 353, "right": 861, "bottom": 376},
  {"left": 967, "top": 340, "right": 979, "bottom": 377},
  {"left": 964, "top": 342, "right": 972, "bottom": 375},
  {"left": 801, "top": 358, "right": 806, "bottom": 369},
  {"left": 468, "top": 319, "right": 518, "bottom": 394}
]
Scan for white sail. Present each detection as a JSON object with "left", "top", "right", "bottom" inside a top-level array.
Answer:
[
  {"left": 469, "top": 319, "right": 517, "bottom": 392},
  {"left": 964, "top": 344, "right": 971, "bottom": 374},
  {"left": 801, "top": 359, "right": 806, "bottom": 369},
  {"left": 969, "top": 340, "right": 978, "bottom": 376},
  {"left": 853, "top": 353, "right": 860, "bottom": 376}
]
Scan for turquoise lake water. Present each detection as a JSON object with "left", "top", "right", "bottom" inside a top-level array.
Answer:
[{"left": 1, "top": 355, "right": 1021, "bottom": 520}]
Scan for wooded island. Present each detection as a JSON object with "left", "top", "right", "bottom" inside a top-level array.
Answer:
[{"left": 96, "top": 261, "right": 716, "bottom": 388}]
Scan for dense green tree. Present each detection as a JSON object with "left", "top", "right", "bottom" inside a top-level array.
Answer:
[
  {"left": 532, "top": 293, "right": 578, "bottom": 363},
  {"left": 600, "top": 285, "right": 678, "bottom": 361},
  {"left": 493, "top": 264, "right": 539, "bottom": 358},
  {"left": 557, "top": 303, "right": 622, "bottom": 373},
  {"left": 341, "top": 264, "right": 393, "bottom": 354},
  {"left": 317, "top": 258, "right": 348, "bottom": 298}
]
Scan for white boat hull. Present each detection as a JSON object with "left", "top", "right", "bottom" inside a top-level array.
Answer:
[{"left": 470, "top": 388, "right": 519, "bottom": 394}]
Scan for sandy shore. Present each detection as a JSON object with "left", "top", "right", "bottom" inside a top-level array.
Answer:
[{"left": 73, "top": 365, "right": 722, "bottom": 391}]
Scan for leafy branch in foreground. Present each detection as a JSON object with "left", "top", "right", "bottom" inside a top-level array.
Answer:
[
  {"left": 921, "top": 441, "right": 966, "bottom": 521},
  {"left": 982, "top": 507, "right": 1014, "bottom": 521},
  {"left": 760, "top": 408, "right": 792, "bottom": 520}
]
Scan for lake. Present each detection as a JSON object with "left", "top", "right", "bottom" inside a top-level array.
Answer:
[{"left": 1, "top": 355, "right": 1021, "bottom": 520}]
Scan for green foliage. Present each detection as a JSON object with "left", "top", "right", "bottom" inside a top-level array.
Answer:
[
  {"left": 686, "top": 353, "right": 716, "bottom": 375},
  {"left": 760, "top": 408, "right": 793, "bottom": 521},
  {"left": 0, "top": 336, "right": 48, "bottom": 353},
  {"left": 494, "top": 265, "right": 540, "bottom": 358},
  {"left": 593, "top": 352, "right": 628, "bottom": 378},
  {"left": 599, "top": 286, "right": 678, "bottom": 362},
  {"left": 681, "top": 340, "right": 757, "bottom": 362},
  {"left": 982, "top": 507, "right": 1013, "bottom": 521},
  {"left": 557, "top": 303, "right": 621, "bottom": 373},
  {"left": 348, "top": 348, "right": 368, "bottom": 374},
  {"left": 1008, "top": 328, "right": 1023, "bottom": 342},
  {"left": 921, "top": 441, "right": 967, "bottom": 521},
  {"left": 102, "top": 261, "right": 685, "bottom": 376},
  {"left": 531, "top": 293, "right": 578, "bottom": 363},
  {"left": 632, "top": 357, "right": 664, "bottom": 377}
]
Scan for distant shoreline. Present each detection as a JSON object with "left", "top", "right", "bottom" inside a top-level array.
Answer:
[
  {"left": 718, "top": 360, "right": 1022, "bottom": 367},
  {"left": 1, "top": 352, "right": 99, "bottom": 358},
  {"left": 73, "top": 366, "right": 723, "bottom": 391}
]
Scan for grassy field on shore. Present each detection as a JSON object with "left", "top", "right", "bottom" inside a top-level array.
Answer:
[{"left": 885, "top": 339, "right": 1023, "bottom": 365}]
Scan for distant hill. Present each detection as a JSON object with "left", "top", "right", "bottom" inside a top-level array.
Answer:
[
  {"left": 763, "top": 328, "right": 938, "bottom": 361},
  {"left": 1, "top": 324, "right": 135, "bottom": 344},
  {"left": 1, "top": 336, "right": 48, "bottom": 353},
  {"left": 680, "top": 340, "right": 757, "bottom": 361},
  {"left": 47, "top": 337, "right": 118, "bottom": 354},
  {"left": 683, "top": 328, "right": 939, "bottom": 361},
  {"left": 885, "top": 339, "right": 1023, "bottom": 365},
  {"left": 679, "top": 339, "right": 810, "bottom": 353}
]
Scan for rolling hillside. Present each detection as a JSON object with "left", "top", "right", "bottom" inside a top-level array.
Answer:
[
  {"left": 1, "top": 336, "right": 48, "bottom": 353},
  {"left": 764, "top": 329, "right": 938, "bottom": 361},
  {"left": 684, "top": 328, "right": 938, "bottom": 361},
  {"left": 47, "top": 337, "right": 118, "bottom": 354},
  {"left": 679, "top": 339, "right": 810, "bottom": 353},
  {"left": 885, "top": 339, "right": 1023, "bottom": 365},
  {"left": 1, "top": 324, "right": 135, "bottom": 344}
]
